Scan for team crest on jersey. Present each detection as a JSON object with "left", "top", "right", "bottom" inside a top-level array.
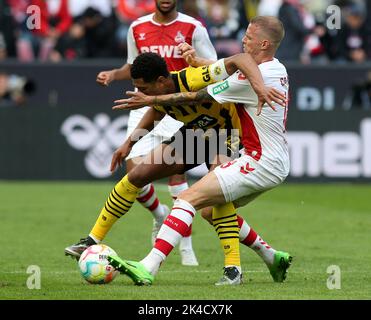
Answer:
[
  {"left": 214, "top": 66, "right": 222, "bottom": 75},
  {"left": 139, "top": 33, "right": 146, "bottom": 40},
  {"left": 174, "top": 31, "right": 185, "bottom": 43}
]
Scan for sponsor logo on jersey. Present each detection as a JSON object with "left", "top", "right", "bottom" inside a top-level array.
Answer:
[
  {"left": 174, "top": 31, "right": 185, "bottom": 43},
  {"left": 187, "top": 115, "right": 217, "bottom": 129},
  {"left": 140, "top": 45, "right": 182, "bottom": 58},
  {"left": 212, "top": 81, "right": 229, "bottom": 95},
  {"left": 138, "top": 33, "right": 146, "bottom": 40}
]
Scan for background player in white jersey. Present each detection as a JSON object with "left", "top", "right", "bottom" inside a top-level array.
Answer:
[
  {"left": 66, "top": 0, "right": 218, "bottom": 265},
  {"left": 107, "top": 16, "right": 292, "bottom": 286}
]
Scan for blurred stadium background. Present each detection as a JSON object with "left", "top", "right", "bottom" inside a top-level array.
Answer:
[{"left": 0, "top": 0, "right": 371, "bottom": 300}]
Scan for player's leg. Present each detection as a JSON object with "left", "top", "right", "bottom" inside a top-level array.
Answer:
[
  {"left": 153, "top": 115, "right": 198, "bottom": 265},
  {"left": 236, "top": 214, "right": 292, "bottom": 282},
  {"left": 199, "top": 151, "right": 234, "bottom": 224},
  {"left": 64, "top": 173, "right": 140, "bottom": 258},
  {"left": 168, "top": 174, "right": 198, "bottom": 266},
  {"left": 132, "top": 148, "right": 242, "bottom": 283},
  {"left": 64, "top": 109, "right": 170, "bottom": 258},
  {"left": 127, "top": 156, "right": 169, "bottom": 246},
  {"left": 109, "top": 155, "right": 292, "bottom": 285},
  {"left": 89, "top": 141, "right": 187, "bottom": 241},
  {"left": 64, "top": 142, "right": 186, "bottom": 259},
  {"left": 201, "top": 203, "right": 290, "bottom": 282},
  {"left": 127, "top": 158, "right": 167, "bottom": 229},
  {"left": 116, "top": 171, "right": 231, "bottom": 281},
  {"left": 215, "top": 157, "right": 293, "bottom": 282},
  {"left": 125, "top": 110, "right": 170, "bottom": 244}
]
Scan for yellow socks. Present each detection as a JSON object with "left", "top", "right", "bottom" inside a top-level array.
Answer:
[
  {"left": 212, "top": 202, "right": 241, "bottom": 267},
  {"left": 90, "top": 175, "right": 139, "bottom": 241}
]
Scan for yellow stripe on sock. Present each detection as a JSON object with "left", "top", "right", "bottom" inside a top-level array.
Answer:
[
  {"left": 212, "top": 203, "right": 241, "bottom": 267},
  {"left": 90, "top": 174, "right": 139, "bottom": 241}
]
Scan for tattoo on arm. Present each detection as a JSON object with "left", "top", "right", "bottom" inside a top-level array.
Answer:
[
  {"left": 195, "top": 88, "right": 213, "bottom": 102},
  {"left": 157, "top": 88, "right": 214, "bottom": 106},
  {"left": 158, "top": 92, "right": 194, "bottom": 106}
]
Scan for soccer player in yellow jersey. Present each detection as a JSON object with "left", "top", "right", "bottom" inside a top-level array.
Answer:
[{"left": 65, "top": 49, "right": 286, "bottom": 284}]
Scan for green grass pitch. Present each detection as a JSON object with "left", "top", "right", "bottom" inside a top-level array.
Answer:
[{"left": 1, "top": 181, "right": 370, "bottom": 300}]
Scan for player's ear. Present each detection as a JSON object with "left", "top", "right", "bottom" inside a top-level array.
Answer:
[
  {"left": 261, "top": 39, "right": 270, "bottom": 50},
  {"left": 157, "top": 76, "right": 169, "bottom": 89},
  {"left": 157, "top": 76, "right": 167, "bottom": 84}
]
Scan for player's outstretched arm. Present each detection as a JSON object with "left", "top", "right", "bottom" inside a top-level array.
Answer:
[
  {"left": 96, "top": 64, "right": 131, "bottom": 86},
  {"left": 113, "top": 89, "right": 213, "bottom": 110},
  {"left": 178, "top": 43, "right": 216, "bottom": 67}
]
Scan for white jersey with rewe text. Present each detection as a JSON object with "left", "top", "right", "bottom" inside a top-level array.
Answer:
[
  {"left": 207, "top": 58, "right": 290, "bottom": 176},
  {"left": 126, "top": 12, "right": 217, "bottom": 70}
]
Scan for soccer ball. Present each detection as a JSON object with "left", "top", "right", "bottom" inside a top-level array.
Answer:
[{"left": 78, "top": 244, "right": 119, "bottom": 284}]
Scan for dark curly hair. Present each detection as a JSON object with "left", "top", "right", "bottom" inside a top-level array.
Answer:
[{"left": 131, "top": 52, "right": 170, "bottom": 82}]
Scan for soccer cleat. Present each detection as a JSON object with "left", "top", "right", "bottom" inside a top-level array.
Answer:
[
  {"left": 215, "top": 266, "right": 242, "bottom": 286},
  {"left": 151, "top": 205, "right": 169, "bottom": 246},
  {"left": 64, "top": 237, "right": 96, "bottom": 259},
  {"left": 107, "top": 255, "right": 154, "bottom": 286},
  {"left": 268, "top": 251, "right": 293, "bottom": 282},
  {"left": 180, "top": 249, "right": 199, "bottom": 266}
]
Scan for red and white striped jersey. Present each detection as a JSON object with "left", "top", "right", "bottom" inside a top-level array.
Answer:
[
  {"left": 207, "top": 58, "right": 290, "bottom": 176},
  {"left": 126, "top": 12, "right": 217, "bottom": 71}
]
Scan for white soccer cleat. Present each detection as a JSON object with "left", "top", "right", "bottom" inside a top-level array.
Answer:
[
  {"left": 215, "top": 266, "right": 242, "bottom": 286},
  {"left": 151, "top": 205, "right": 169, "bottom": 246},
  {"left": 180, "top": 248, "right": 199, "bottom": 266}
]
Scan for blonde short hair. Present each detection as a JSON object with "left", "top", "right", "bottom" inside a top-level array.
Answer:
[{"left": 250, "top": 16, "right": 285, "bottom": 49}]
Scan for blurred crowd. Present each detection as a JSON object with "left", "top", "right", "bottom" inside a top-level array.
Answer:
[{"left": 0, "top": 0, "right": 370, "bottom": 64}]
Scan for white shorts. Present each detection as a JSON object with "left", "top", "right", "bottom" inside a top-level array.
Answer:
[
  {"left": 214, "top": 155, "right": 288, "bottom": 208},
  {"left": 126, "top": 108, "right": 184, "bottom": 160}
]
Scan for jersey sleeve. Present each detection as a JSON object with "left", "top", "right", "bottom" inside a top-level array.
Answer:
[
  {"left": 126, "top": 24, "right": 139, "bottom": 64},
  {"left": 206, "top": 73, "right": 258, "bottom": 106},
  {"left": 184, "top": 59, "right": 229, "bottom": 91},
  {"left": 192, "top": 24, "right": 218, "bottom": 61}
]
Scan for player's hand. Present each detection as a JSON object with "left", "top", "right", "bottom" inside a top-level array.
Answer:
[
  {"left": 96, "top": 70, "right": 115, "bottom": 86},
  {"left": 110, "top": 142, "right": 132, "bottom": 173},
  {"left": 178, "top": 43, "right": 198, "bottom": 66},
  {"left": 113, "top": 91, "right": 154, "bottom": 110},
  {"left": 256, "top": 87, "right": 287, "bottom": 116}
]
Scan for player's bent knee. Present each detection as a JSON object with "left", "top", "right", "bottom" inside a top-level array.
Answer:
[
  {"left": 178, "top": 189, "right": 209, "bottom": 211},
  {"left": 127, "top": 167, "right": 149, "bottom": 189},
  {"left": 126, "top": 157, "right": 142, "bottom": 172}
]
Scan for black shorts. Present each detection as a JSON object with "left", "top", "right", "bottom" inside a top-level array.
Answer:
[{"left": 162, "top": 125, "right": 241, "bottom": 173}]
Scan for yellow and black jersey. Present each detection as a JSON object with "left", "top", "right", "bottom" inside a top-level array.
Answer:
[{"left": 153, "top": 63, "right": 242, "bottom": 138}]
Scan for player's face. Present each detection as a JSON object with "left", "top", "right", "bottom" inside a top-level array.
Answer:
[
  {"left": 242, "top": 24, "right": 267, "bottom": 56},
  {"left": 156, "top": 0, "right": 177, "bottom": 14},
  {"left": 133, "top": 78, "right": 166, "bottom": 95}
]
